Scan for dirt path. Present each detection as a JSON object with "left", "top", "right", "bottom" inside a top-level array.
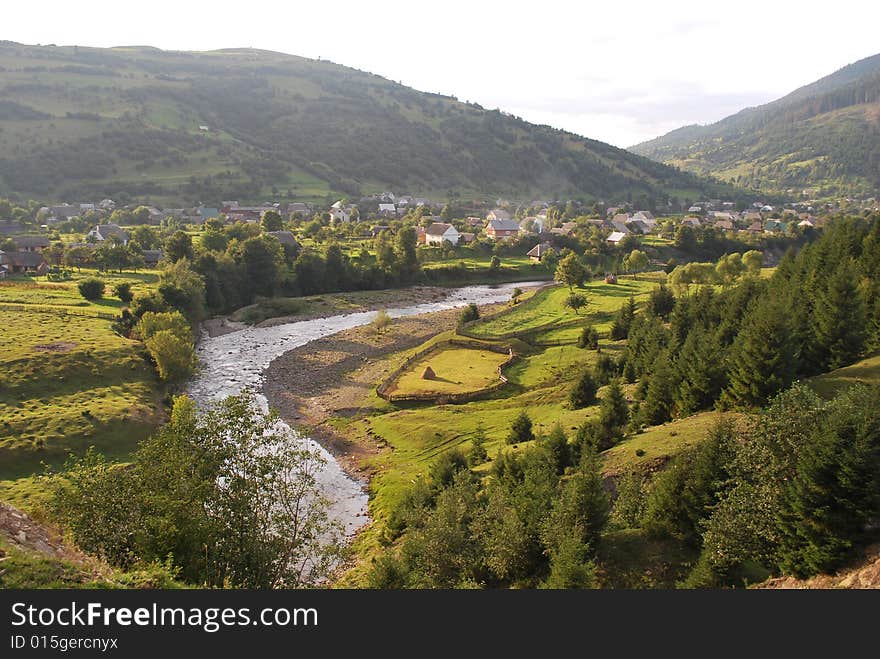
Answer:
[{"left": 263, "top": 301, "right": 507, "bottom": 480}]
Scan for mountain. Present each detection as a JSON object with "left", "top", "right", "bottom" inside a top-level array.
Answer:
[
  {"left": 630, "top": 53, "right": 880, "bottom": 198},
  {"left": 0, "top": 41, "right": 734, "bottom": 205}
]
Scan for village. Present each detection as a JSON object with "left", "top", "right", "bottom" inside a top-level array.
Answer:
[{"left": 0, "top": 188, "right": 864, "bottom": 279}]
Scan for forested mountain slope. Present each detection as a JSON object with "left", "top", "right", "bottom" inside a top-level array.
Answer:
[
  {"left": 0, "top": 41, "right": 734, "bottom": 204},
  {"left": 631, "top": 53, "right": 880, "bottom": 197}
]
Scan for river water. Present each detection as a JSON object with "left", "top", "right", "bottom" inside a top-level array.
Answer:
[{"left": 187, "top": 281, "right": 547, "bottom": 538}]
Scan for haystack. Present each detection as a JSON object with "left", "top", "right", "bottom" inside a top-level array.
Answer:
[{"left": 421, "top": 365, "right": 436, "bottom": 380}]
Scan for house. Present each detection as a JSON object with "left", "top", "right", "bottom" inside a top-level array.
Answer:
[
  {"left": 141, "top": 249, "right": 164, "bottom": 267},
  {"left": 86, "top": 224, "right": 130, "bottom": 245},
  {"left": 550, "top": 221, "right": 577, "bottom": 236},
  {"left": 486, "top": 209, "right": 512, "bottom": 223},
  {"left": 798, "top": 218, "right": 816, "bottom": 229},
  {"left": 12, "top": 235, "right": 51, "bottom": 252},
  {"left": 0, "top": 250, "right": 48, "bottom": 274},
  {"left": 606, "top": 231, "right": 627, "bottom": 245},
  {"left": 631, "top": 211, "right": 656, "bottom": 227},
  {"left": 99, "top": 199, "right": 116, "bottom": 210},
  {"left": 687, "top": 205, "right": 703, "bottom": 213},
  {"left": 459, "top": 232, "right": 476, "bottom": 244},
  {"left": 485, "top": 218, "right": 520, "bottom": 240},
  {"left": 681, "top": 217, "right": 702, "bottom": 228},
  {"left": 267, "top": 231, "right": 301, "bottom": 250},
  {"left": 526, "top": 242, "right": 553, "bottom": 262},
  {"left": 198, "top": 206, "right": 220, "bottom": 220},
  {"left": 764, "top": 220, "right": 786, "bottom": 233},
  {"left": 370, "top": 226, "right": 392, "bottom": 237},
  {"left": 329, "top": 207, "right": 352, "bottom": 223},
  {"left": 746, "top": 221, "right": 764, "bottom": 233},
  {"left": 378, "top": 203, "right": 397, "bottom": 217},
  {"left": 714, "top": 220, "right": 735, "bottom": 231},
  {"left": 627, "top": 219, "right": 650, "bottom": 235},
  {"left": 416, "top": 227, "right": 427, "bottom": 244},
  {"left": 519, "top": 217, "right": 545, "bottom": 235},
  {"left": 465, "top": 216, "right": 484, "bottom": 228},
  {"left": 286, "top": 202, "right": 312, "bottom": 217},
  {"left": 425, "top": 222, "right": 460, "bottom": 246},
  {"left": 761, "top": 205, "right": 774, "bottom": 213},
  {"left": 49, "top": 204, "right": 80, "bottom": 219}
]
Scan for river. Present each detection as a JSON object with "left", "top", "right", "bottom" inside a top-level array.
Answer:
[{"left": 187, "top": 281, "right": 547, "bottom": 538}]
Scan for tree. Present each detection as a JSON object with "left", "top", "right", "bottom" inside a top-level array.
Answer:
[
  {"left": 742, "top": 250, "right": 763, "bottom": 277},
  {"left": 723, "top": 295, "right": 797, "bottom": 409},
  {"left": 164, "top": 231, "right": 194, "bottom": 263},
  {"left": 144, "top": 330, "right": 197, "bottom": 383},
  {"left": 810, "top": 258, "right": 867, "bottom": 371},
  {"left": 578, "top": 325, "right": 599, "bottom": 350},
  {"left": 51, "top": 393, "right": 346, "bottom": 587},
  {"left": 240, "top": 236, "right": 283, "bottom": 299},
  {"left": 554, "top": 252, "right": 586, "bottom": 290},
  {"left": 715, "top": 253, "right": 745, "bottom": 287},
  {"left": 647, "top": 284, "right": 676, "bottom": 319},
  {"left": 137, "top": 310, "right": 191, "bottom": 342},
  {"left": 459, "top": 303, "right": 480, "bottom": 325},
  {"left": 597, "top": 378, "right": 629, "bottom": 446},
  {"left": 371, "top": 309, "right": 392, "bottom": 335},
  {"left": 623, "top": 249, "right": 649, "bottom": 279},
  {"left": 77, "top": 277, "right": 105, "bottom": 301},
  {"left": 158, "top": 259, "right": 206, "bottom": 322},
  {"left": 130, "top": 226, "right": 160, "bottom": 250},
  {"left": 261, "top": 210, "right": 284, "bottom": 232},
  {"left": 394, "top": 226, "right": 419, "bottom": 280},
  {"left": 113, "top": 282, "right": 133, "bottom": 304},
  {"left": 564, "top": 292, "right": 587, "bottom": 315},
  {"left": 507, "top": 411, "right": 535, "bottom": 444},
  {"left": 468, "top": 423, "right": 489, "bottom": 466},
  {"left": 569, "top": 369, "right": 598, "bottom": 409},
  {"left": 201, "top": 229, "right": 228, "bottom": 252},
  {"left": 490, "top": 255, "right": 501, "bottom": 271},
  {"left": 610, "top": 296, "right": 637, "bottom": 340},
  {"left": 775, "top": 386, "right": 880, "bottom": 577},
  {"left": 639, "top": 353, "right": 676, "bottom": 425},
  {"left": 375, "top": 229, "right": 396, "bottom": 273},
  {"left": 674, "top": 224, "right": 697, "bottom": 252}
]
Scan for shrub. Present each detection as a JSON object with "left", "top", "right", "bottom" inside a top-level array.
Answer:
[
  {"left": 578, "top": 325, "right": 599, "bottom": 350},
  {"left": 459, "top": 303, "right": 480, "bottom": 325},
  {"left": 569, "top": 369, "right": 598, "bottom": 409},
  {"left": 113, "top": 282, "right": 134, "bottom": 304},
  {"left": 507, "top": 411, "right": 534, "bottom": 445},
  {"left": 77, "top": 277, "right": 105, "bottom": 301}
]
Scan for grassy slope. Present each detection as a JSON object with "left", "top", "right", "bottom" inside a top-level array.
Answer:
[
  {"left": 0, "top": 272, "right": 164, "bottom": 511},
  {"left": 0, "top": 42, "right": 732, "bottom": 203}
]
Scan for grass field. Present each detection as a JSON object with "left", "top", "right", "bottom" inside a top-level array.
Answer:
[
  {"left": 467, "top": 278, "right": 658, "bottom": 339},
  {"left": 807, "top": 352, "right": 880, "bottom": 398},
  {"left": 0, "top": 271, "right": 165, "bottom": 512},
  {"left": 389, "top": 347, "right": 508, "bottom": 396}
]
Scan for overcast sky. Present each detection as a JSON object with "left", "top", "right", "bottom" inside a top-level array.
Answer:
[{"left": 6, "top": 1, "right": 879, "bottom": 147}]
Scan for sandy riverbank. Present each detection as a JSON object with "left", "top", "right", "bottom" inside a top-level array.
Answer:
[
  {"left": 262, "top": 301, "right": 507, "bottom": 481},
  {"left": 201, "top": 285, "right": 484, "bottom": 339}
]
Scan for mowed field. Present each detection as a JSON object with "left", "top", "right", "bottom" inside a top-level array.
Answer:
[
  {"left": 0, "top": 273, "right": 164, "bottom": 510},
  {"left": 389, "top": 347, "right": 509, "bottom": 396}
]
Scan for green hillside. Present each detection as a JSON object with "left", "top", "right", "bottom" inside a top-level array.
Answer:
[
  {"left": 0, "top": 41, "right": 734, "bottom": 204},
  {"left": 630, "top": 53, "right": 880, "bottom": 197}
]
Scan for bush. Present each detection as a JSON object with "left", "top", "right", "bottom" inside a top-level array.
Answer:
[
  {"left": 77, "top": 277, "right": 105, "bottom": 301},
  {"left": 578, "top": 325, "right": 599, "bottom": 350},
  {"left": 507, "top": 411, "right": 534, "bottom": 444},
  {"left": 569, "top": 369, "right": 598, "bottom": 409},
  {"left": 459, "top": 303, "right": 480, "bottom": 325},
  {"left": 113, "top": 282, "right": 134, "bottom": 304}
]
